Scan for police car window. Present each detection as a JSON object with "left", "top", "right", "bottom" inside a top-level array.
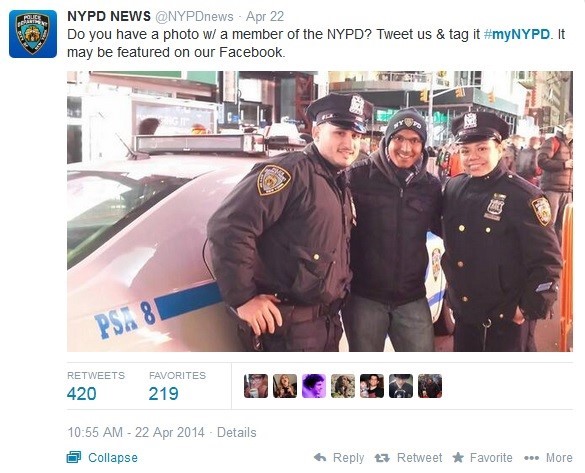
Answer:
[{"left": 67, "top": 171, "right": 188, "bottom": 269}]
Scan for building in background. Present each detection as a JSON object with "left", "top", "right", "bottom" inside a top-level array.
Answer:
[
  {"left": 328, "top": 70, "right": 571, "bottom": 146},
  {"left": 222, "top": 71, "right": 316, "bottom": 132},
  {"left": 518, "top": 71, "right": 573, "bottom": 136},
  {"left": 67, "top": 70, "right": 572, "bottom": 162},
  {"left": 67, "top": 71, "right": 219, "bottom": 163}
]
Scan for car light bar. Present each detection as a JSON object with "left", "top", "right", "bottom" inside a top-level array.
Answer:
[{"left": 134, "top": 134, "right": 267, "bottom": 155}]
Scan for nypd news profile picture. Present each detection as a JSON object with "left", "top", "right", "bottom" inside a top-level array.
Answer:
[{"left": 9, "top": 10, "right": 57, "bottom": 58}]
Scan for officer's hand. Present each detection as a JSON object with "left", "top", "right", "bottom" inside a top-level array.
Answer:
[
  {"left": 512, "top": 307, "right": 526, "bottom": 325},
  {"left": 564, "top": 159, "right": 573, "bottom": 169},
  {"left": 236, "top": 294, "right": 283, "bottom": 336}
]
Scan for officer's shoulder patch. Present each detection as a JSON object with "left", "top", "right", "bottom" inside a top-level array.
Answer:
[
  {"left": 531, "top": 196, "right": 552, "bottom": 226},
  {"left": 257, "top": 165, "right": 292, "bottom": 196}
]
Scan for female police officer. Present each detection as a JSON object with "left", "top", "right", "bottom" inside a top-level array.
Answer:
[
  {"left": 207, "top": 93, "right": 372, "bottom": 351},
  {"left": 441, "top": 111, "right": 563, "bottom": 351}
]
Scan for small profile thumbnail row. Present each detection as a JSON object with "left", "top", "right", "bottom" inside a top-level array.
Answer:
[{"left": 243, "top": 373, "right": 442, "bottom": 399}]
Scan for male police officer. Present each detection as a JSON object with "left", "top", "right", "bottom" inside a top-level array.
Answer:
[
  {"left": 441, "top": 111, "right": 563, "bottom": 351},
  {"left": 207, "top": 93, "right": 372, "bottom": 351}
]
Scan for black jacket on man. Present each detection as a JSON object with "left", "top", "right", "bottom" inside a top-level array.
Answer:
[
  {"left": 441, "top": 160, "right": 562, "bottom": 325},
  {"left": 346, "top": 147, "right": 442, "bottom": 307},
  {"left": 538, "top": 132, "right": 573, "bottom": 192},
  {"left": 207, "top": 143, "right": 353, "bottom": 308}
]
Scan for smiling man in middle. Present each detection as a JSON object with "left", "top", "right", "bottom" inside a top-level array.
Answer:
[{"left": 342, "top": 108, "right": 442, "bottom": 352}]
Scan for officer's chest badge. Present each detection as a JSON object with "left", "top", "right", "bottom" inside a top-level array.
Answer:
[
  {"left": 531, "top": 196, "right": 552, "bottom": 226},
  {"left": 257, "top": 165, "right": 292, "bottom": 196},
  {"left": 484, "top": 193, "right": 506, "bottom": 221}
]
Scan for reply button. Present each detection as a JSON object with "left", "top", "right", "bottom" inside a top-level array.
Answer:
[{"left": 333, "top": 452, "right": 364, "bottom": 464}]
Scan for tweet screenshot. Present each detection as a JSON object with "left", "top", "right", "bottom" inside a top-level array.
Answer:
[{"left": 4, "top": 0, "right": 580, "bottom": 470}]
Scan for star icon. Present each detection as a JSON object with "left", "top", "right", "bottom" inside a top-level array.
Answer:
[{"left": 453, "top": 452, "right": 464, "bottom": 463}]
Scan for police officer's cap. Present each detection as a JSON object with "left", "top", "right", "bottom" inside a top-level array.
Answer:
[
  {"left": 451, "top": 111, "right": 510, "bottom": 144},
  {"left": 306, "top": 93, "right": 372, "bottom": 134}
]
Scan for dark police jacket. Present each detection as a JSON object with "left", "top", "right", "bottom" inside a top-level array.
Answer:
[
  {"left": 441, "top": 160, "right": 562, "bottom": 325},
  {"left": 207, "top": 143, "right": 353, "bottom": 308},
  {"left": 346, "top": 148, "right": 442, "bottom": 306}
]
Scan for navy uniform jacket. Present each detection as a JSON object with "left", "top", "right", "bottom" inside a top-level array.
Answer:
[
  {"left": 441, "top": 160, "right": 562, "bottom": 325},
  {"left": 207, "top": 143, "right": 353, "bottom": 308}
]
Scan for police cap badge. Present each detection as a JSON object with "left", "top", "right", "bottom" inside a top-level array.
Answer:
[
  {"left": 452, "top": 111, "right": 510, "bottom": 144},
  {"left": 306, "top": 93, "right": 373, "bottom": 134}
]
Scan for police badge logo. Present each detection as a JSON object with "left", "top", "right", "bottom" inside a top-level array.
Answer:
[
  {"left": 349, "top": 95, "right": 365, "bottom": 115},
  {"left": 484, "top": 193, "right": 506, "bottom": 221},
  {"left": 15, "top": 13, "right": 50, "bottom": 54},
  {"left": 463, "top": 112, "right": 477, "bottom": 129},
  {"left": 257, "top": 165, "right": 292, "bottom": 196},
  {"left": 10, "top": 10, "right": 56, "bottom": 58},
  {"left": 404, "top": 117, "right": 414, "bottom": 127},
  {"left": 531, "top": 197, "right": 552, "bottom": 226}
]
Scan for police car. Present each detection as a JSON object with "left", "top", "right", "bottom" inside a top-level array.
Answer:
[
  {"left": 67, "top": 133, "right": 451, "bottom": 352},
  {"left": 426, "top": 233, "right": 454, "bottom": 336}
]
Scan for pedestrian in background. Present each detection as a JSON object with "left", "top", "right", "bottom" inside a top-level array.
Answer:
[
  {"left": 502, "top": 134, "right": 524, "bottom": 172},
  {"left": 538, "top": 117, "right": 573, "bottom": 243},
  {"left": 516, "top": 136, "right": 542, "bottom": 186}
]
